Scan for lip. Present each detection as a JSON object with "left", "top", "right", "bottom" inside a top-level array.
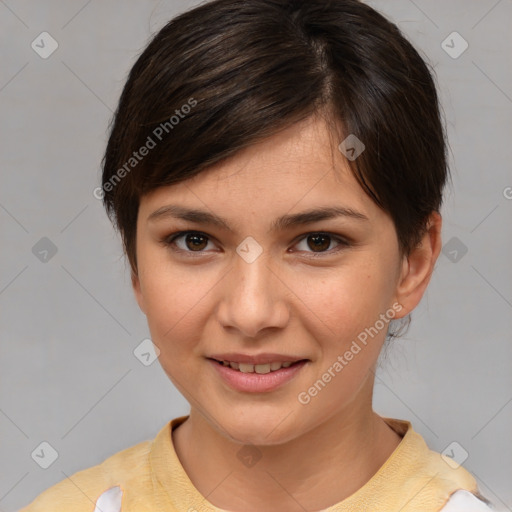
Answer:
[
  {"left": 208, "top": 353, "right": 305, "bottom": 365},
  {"left": 208, "top": 358, "right": 308, "bottom": 393}
]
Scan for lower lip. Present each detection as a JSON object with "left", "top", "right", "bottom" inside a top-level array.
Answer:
[{"left": 208, "top": 359, "right": 308, "bottom": 393}]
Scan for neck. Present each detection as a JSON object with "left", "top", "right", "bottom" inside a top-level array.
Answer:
[{"left": 172, "top": 389, "right": 402, "bottom": 511}]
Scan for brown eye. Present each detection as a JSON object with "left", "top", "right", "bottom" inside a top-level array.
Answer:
[
  {"left": 184, "top": 233, "right": 208, "bottom": 251},
  {"left": 294, "top": 232, "right": 349, "bottom": 256},
  {"left": 306, "top": 234, "right": 331, "bottom": 252},
  {"left": 163, "top": 231, "right": 215, "bottom": 254}
]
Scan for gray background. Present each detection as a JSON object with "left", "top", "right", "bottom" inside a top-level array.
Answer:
[{"left": 1, "top": 1, "right": 511, "bottom": 511}]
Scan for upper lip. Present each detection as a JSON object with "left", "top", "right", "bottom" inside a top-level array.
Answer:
[{"left": 208, "top": 353, "right": 308, "bottom": 365}]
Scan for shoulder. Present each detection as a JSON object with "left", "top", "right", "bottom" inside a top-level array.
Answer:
[
  {"left": 440, "top": 490, "right": 493, "bottom": 512},
  {"left": 18, "top": 438, "right": 153, "bottom": 512},
  {"left": 380, "top": 418, "right": 492, "bottom": 511}
]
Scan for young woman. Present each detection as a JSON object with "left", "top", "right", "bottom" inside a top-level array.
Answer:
[{"left": 20, "top": 0, "right": 493, "bottom": 510}]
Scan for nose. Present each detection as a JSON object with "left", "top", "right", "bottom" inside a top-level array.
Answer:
[{"left": 216, "top": 251, "right": 290, "bottom": 338}]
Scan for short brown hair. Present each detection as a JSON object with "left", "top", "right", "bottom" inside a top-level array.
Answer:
[{"left": 101, "top": 0, "right": 448, "bottom": 277}]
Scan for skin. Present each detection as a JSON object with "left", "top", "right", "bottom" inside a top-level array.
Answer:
[{"left": 132, "top": 113, "right": 442, "bottom": 511}]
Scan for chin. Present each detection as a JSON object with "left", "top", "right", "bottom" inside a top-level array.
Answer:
[{"left": 212, "top": 406, "right": 306, "bottom": 447}]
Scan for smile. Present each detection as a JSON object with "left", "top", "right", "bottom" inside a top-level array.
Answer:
[
  {"left": 208, "top": 358, "right": 309, "bottom": 393},
  {"left": 214, "top": 360, "right": 299, "bottom": 374}
]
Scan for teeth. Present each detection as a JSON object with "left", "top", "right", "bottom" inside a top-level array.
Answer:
[
  {"left": 220, "top": 360, "right": 298, "bottom": 373},
  {"left": 255, "top": 363, "right": 271, "bottom": 374},
  {"left": 239, "top": 363, "right": 254, "bottom": 373}
]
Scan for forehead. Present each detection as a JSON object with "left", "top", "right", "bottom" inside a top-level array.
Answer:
[
  {"left": 138, "top": 115, "right": 383, "bottom": 225},
  {"left": 198, "top": 115, "right": 346, "bottom": 184}
]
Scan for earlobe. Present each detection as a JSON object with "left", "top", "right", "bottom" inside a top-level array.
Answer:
[
  {"left": 393, "top": 212, "right": 442, "bottom": 318},
  {"left": 131, "top": 271, "right": 146, "bottom": 314}
]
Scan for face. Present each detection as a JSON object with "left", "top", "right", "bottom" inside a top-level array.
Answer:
[{"left": 132, "top": 114, "right": 434, "bottom": 446}]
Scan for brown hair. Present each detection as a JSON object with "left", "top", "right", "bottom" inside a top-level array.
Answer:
[{"left": 101, "top": 0, "right": 448, "bottom": 278}]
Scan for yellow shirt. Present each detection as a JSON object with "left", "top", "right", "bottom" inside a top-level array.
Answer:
[{"left": 19, "top": 415, "right": 486, "bottom": 512}]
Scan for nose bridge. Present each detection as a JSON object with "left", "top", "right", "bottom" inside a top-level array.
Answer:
[
  {"left": 236, "top": 249, "right": 272, "bottom": 299},
  {"left": 218, "top": 248, "right": 288, "bottom": 337}
]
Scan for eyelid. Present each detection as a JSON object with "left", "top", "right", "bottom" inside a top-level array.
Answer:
[
  {"left": 291, "top": 232, "right": 350, "bottom": 257},
  {"left": 162, "top": 230, "right": 218, "bottom": 256},
  {"left": 162, "top": 230, "right": 351, "bottom": 257}
]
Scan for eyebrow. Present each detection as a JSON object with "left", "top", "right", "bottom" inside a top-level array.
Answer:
[{"left": 147, "top": 204, "right": 369, "bottom": 232}]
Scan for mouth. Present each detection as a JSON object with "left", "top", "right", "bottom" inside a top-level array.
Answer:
[
  {"left": 208, "top": 357, "right": 309, "bottom": 393},
  {"left": 209, "top": 358, "right": 308, "bottom": 374}
]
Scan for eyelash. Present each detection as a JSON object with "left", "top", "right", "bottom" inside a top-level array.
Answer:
[{"left": 161, "top": 230, "right": 351, "bottom": 258}]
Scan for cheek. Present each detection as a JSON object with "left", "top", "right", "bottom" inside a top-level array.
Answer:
[
  {"left": 138, "top": 259, "right": 206, "bottom": 349},
  {"left": 290, "top": 260, "right": 395, "bottom": 342}
]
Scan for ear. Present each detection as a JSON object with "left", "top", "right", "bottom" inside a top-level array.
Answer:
[
  {"left": 393, "top": 212, "right": 442, "bottom": 318},
  {"left": 131, "top": 270, "right": 146, "bottom": 315}
]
